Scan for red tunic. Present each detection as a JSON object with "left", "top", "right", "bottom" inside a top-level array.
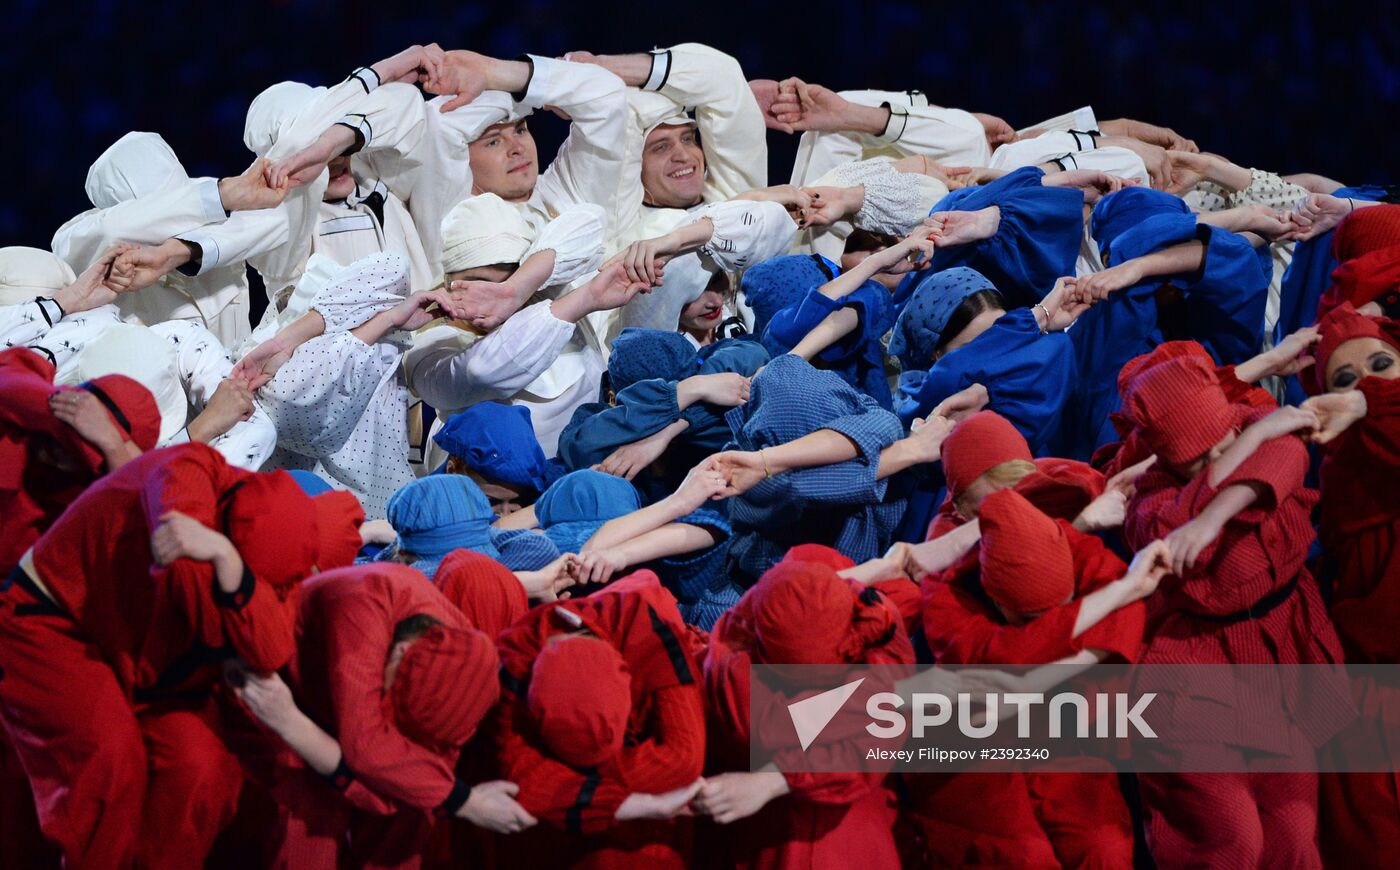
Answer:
[
  {"left": 1315, "top": 376, "right": 1400, "bottom": 865},
  {"left": 704, "top": 578, "right": 914, "bottom": 870},
  {"left": 31, "top": 443, "right": 298, "bottom": 693},
  {"left": 0, "top": 348, "right": 110, "bottom": 573},
  {"left": 492, "top": 571, "right": 705, "bottom": 868},
  {"left": 913, "top": 524, "right": 1142, "bottom": 869}
]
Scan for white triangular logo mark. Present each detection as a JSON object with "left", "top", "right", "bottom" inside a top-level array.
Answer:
[{"left": 787, "top": 678, "right": 865, "bottom": 751}]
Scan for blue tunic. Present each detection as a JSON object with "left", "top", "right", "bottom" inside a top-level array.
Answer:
[
  {"left": 762, "top": 277, "right": 897, "bottom": 408},
  {"left": 1062, "top": 208, "right": 1270, "bottom": 459},
  {"left": 723, "top": 355, "right": 905, "bottom": 584},
  {"left": 739, "top": 253, "right": 840, "bottom": 337},
  {"left": 641, "top": 506, "right": 738, "bottom": 631},
  {"left": 927, "top": 166, "right": 1084, "bottom": 307}
]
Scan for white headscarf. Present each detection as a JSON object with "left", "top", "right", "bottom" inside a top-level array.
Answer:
[
  {"left": 440, "top": 194, "right": 535, "bottom": 275},
  {"left": 0, "top": 247, "right": 76, "bottom": 306},
  {"left": 65, "top": 323, "right": 187, "bottom": 444},
  {"left": 84, "top": 132, "right": 188, "bottom": 209},
  {"left": 243, "top": 81, "right": 322, "bottom": 158}
]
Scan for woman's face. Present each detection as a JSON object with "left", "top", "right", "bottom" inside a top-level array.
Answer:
[
  {"left": 935, "top": 308, "right": 1005, "bottom": 361},
  {"left": 1326, "top": 337, "right": 1400, "bottom": 392},
  {"left": 679, "top": 289, "right": 725, "bottom": 333}
]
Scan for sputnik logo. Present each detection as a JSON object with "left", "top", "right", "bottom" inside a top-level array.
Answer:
[{"left": 787, "top": 677, "right": 865, "bottom": 751}]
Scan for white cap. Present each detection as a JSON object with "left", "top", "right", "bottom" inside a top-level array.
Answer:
[
  {"left": 244, "top": 81, "right": 322, "bottom": 158},
  {"left": 440, "top": 194, "right": 534, "bottom": 275},
  {"left": 66, "top": 323, "right": 187, "bottom": 445},
  {"left": 0, "top": 247, "right": 76, "bottom": 307},
  {"left": 84, "top": 132, "right": 188, "bottom": 209}
]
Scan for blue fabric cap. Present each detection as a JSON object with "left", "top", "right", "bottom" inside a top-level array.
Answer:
[
  {"left": 433, "top": 403, "right": 550, "bottom": 491},
  {"left": 740, "top": 254, "right": 838, "bottom": 336},
  {"left": 888, "top": 267, "right": 998, "bottom": 371},
  {"left": 536, "top": 469, "right": 642, "bottom": 526},
  {"left": 609, "top": 328, "right": 697, "bottom": 392},
  {"left": 385, "top": 475, "right": 496, "bottom": 558},
  {"left": 1090, "top": 188, "right": 1190, "bottom": 261}
]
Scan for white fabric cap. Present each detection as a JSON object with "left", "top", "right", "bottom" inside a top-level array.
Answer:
[
  {"left": 244, "top": 81, "right": 322, "bottom": 158},
  {"left": 0, "top": 247, "right": 76, "bottom": 306},
  {"left": 440, "top": 194, "right": 535, "bottom": 275},
  {"left": 84, "top": 132, "right": 189, "bottom": 209},
  {"left": 65, "top": 323, "right": 187, "bottom": 444}
]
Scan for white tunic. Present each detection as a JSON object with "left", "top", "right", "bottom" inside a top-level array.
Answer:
[{"left": 0, "top": 300, "right": 125, "bottom": 380}]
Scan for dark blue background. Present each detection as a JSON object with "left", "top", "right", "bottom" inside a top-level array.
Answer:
[{"left": 4, "top": 0, "right": 1396, "bottom": 248}]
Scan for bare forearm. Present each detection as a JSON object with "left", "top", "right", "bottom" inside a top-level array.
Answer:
[
  {"left": 585, "top": 52, "right": 653, "bottom": 87},
  {"left": 843, "top": 102, "right": 892, "bottom": 135},
  {"left": 909, "top": 520, "right": 981, "bottom": 575},
  {"left": 1195, "top": 482, "right": 1260, "bottom": 525},
  {"left": 610, "top": 524, "right": 718, "bottom": 568},
  {"left": 275, "top": 710, "right": 344, "bottom": 777},
  {"left": 763, "top": 429, "right": 860, "bottom": 473},
  {"left": 483, "top": 57, "right": 532, "bottom": 93},
  {"left": 1072, "top": 579, "right": 1139, "bottom": 638},
  {"left": 789, "top": 308, "right": 859, "bottom": 361},
  {"left": 100, "top": 440, "right": 144, "bottom": 471},
  {"left": 585, "top": 492, "right": 691, "bottom": 552},
  {"left": 277, "top": 311, "right": 328, "bottom": 353},
  {"left": 1129, "top": 241, "right": 1205, "bottom": 281},
  {"left": 875, "top": 437, "right": 928, "bottom": 480}
]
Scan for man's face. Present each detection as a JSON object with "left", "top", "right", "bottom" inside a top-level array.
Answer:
[
  {"left": 469, "top": 120, "right": 539, "bottom": 202},
  {"left": 641, "top": 124, "right": 705, "bottom": 208},
  {"left": 323, "top": 155, "right": 356, "bottom": 202}
]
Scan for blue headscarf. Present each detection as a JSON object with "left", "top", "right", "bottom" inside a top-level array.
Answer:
[
  {"left": 433, "top": 403, "right": 552, "bottom": 492},
  {"left": 740, "top": 254, "right": 837, "bottom": 336},
  {"left": 535, "top": 470, "right": 643, "bottom": 553},
  {"left": 697, "top": 337, "right": 770, "bottom": 375},
  {"left": 385, "top": 475, "right": 498, "bottom": 567},
  {"left": 608, "top": 328, "right": 697, "bottom": 392},
  {"left": 1090, "top": 188, "right": 1190, "bottom": 262},
  {"left": 888, "top": 267, "right": 999, "bottom": 371}
]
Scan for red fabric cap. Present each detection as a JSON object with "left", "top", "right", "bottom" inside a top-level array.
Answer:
[
  {"left": 1116, "top": 341, "right": 1215, "bottom": 419},
  {"left": 941, "top": 411, "right": 1033, "bottom": 498},
  {"left": 1126, "top": 356, "right": 1234, "bottom": 466},
  {"left": 80, "top": 374, "right": 162, "bottom": 453},
  {"left": 1331, "top": 204, "right": 1400, "bottom": 263},
  {"left": 978, "top": 489, "right": 1075, "bottom": 615},
  {"left": 781, "top": 543, "right": 856, "bottom": 571},
  {"left": 435, "top": 549, "right": 528, "bottom": 638},
  {"left": 393, "top": 624, "right": 500, "bottom": 749},
  {"left": 1313, "top": 303, "right": 1400, "bottom": 394},
  {"left": 1321, "top": 248, "right": 1400, "bottom": 322},
  {"left": 312, "top": 491, "right": 364, "bottom": 571},
  {"left": 750, "top": 561, "right": 853, "bottom": 664},
  {"left": 224, "top": 470, "right": 319, "bottom": 589},
  {"left": 1015, "top": 458, "right": 1105, "bottom": 522},
  {"left": 528, "top": 636, "right": 631, "bottom": 768}
]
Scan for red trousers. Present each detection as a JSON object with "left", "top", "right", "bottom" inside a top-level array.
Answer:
[
  {"left": 0, "top": 584, "right": 242, "bottom": 869},
  {"left": 709, "top": 785, "right": 899, "bottom": 870},
  {"left": 905, "top": 770, "right": 1132, "bottom": 869},
  {"left": 1137, "top": 770, "right": 1322, "bottom": 869}
]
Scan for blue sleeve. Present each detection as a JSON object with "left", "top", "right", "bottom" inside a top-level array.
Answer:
[
  {"left": 698, "top": 338, "right": 769, "bottom": 376},
  {"left": 929, "top": 167, "right": 1083, "bottom": 306},
  {"left": 1181, "top": 225, "right": 1269, "bottom": 366},
  {"left": 554, "top": 380, "right": 682, "bottom": 470},
  {"left": 490, "top": 529, "right": 561, "bottom": 571},
  {"left": 1109, "top": 212, "right": 1200, "bottom": 264},
  {"left": 762, "top": 288, "right": 842, "bottom": 356}
]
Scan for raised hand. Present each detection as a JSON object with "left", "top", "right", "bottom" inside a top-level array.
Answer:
[
  {"left": 109, "top": 243, "right": 188, "bottom": 294},
  {"left": 1250, "top": 326, "right": 1320, "bottom": 380},
  {"left": 748, "top": 79, "right": 795, "bottom": 134},
  {"left": 1165, "top": 150, "right": 1215, "bottom": 194},
  {"left": 48, "top": 388, "right": 127, "bottom": 456},
  {"left": 693, "top": 772, "right": 787, "bottom": 824},
  {"left": 444, "top": 280, "right": 529, "bottom": 331},
  {"left": 459, "top": 780, "right": 538, "bottom": 834},
  {"left": 1040, "top": 169, "right": 1130, "bottom": 204},
  {"left": 775, "top": 78, "right": 851, "bottom": 133},
  {"left": 52, "top": 244, "right": 130, "bottom": 314},
  {"left": 150, "top": 510, "right": 233, "bottom": 566},
  {"left": 692, "top": 372, "right": 752, "bottom": 407},
  {"left": 231, "top": 337, "right": 294, "bottom": 390},
  {"left": 926, "top": 207, "right": 1001, "bottom": 248},
  {"left": 1038, "top": 276, "right": 1094, "bottom": 331},
  {"left": 228, "top": 666, "right": 302, "bottom": 734},
  {"left": 597, "top": 424, "right": 676, "bottom": 480},
  {"left": 905, "top": 414, "right": 954, "bottom": 464},
  {"left": 674, "top": 460, "right": 732, "bottom": 512},
  {"left": 708, "top": 450, "right": 769, "bottom": 496},
  {"left": 1071, "top": 260, "right": 1146, "bottom": 303},
  {"left": 1249, "top": 404, "right": 1321, "bottom": 443},
  {"left": 220, "top": 157, "right": 290, "bottom": 211},
  {"left": 795, "top": 186, "right": 859, "bottom": 229},
  {"left": 423, "top": 49, "right": 492, "bottom": 112},
  {"left": 1123, "top": 539, "right": 1172, "bottom": 598},
  {"left": 579, "top": 261, "right": 654, "bottom": 314},
  {"left": 518, "top": 554, "right": 580, "bottom": 600},
  {"left": 931, "top": 382, "right": 989, "bottom": 421},
  {"left": 187, "top": 378, "right": 257, "bottom": 444},
  {"left": 1302, "top": 391, "right": 1368, "bottom": 444},
  {"left": 1290, "top": 193, "right": 1355, "bottom": 241},
  {"left": 374, "top": 43, "right": 444, "bottom": 85},
  {"left": 388, "top": 289, "right": 470, "bottom": 331},
  {"left": 972, "top": 113, "right": 1017, "bottom": 148},
  {"left": 1074, "top": 455, "right": 1155, "bottom": 534}
]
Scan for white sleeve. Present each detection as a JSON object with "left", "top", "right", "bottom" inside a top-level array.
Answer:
[
  {"left": 523, "top": 57, "right": 630, "bottom": 222},
  {"left": 692, "top": 200, "right": 798, "bottom": 271},
  {"left": 647, "top": 44, "right": 768, "bottom": 200},
  {"left": 51, "top": 178, "right": 228, "bottom": 272},
  {"left": 523, "top": 204, "right": 607, "bottom": 291},
  {"left": 404, "top": 301, "right": 575, "bottom": 411},
  {"left": 150, "top": 321, "right": 275, "bottom": 469},
  {"left": 989, "top": 131, "right": 1101, "bottom": 170},
  {"left": 177, "top": 207, "right": 291, "bottom": 274},
  {"left": 0, "top": 299, "right": 66, "bottom": 351},
  {"left": 27, "top": 305, "right": 125, "bottom": 381},
  {"left": 311, "top": 253, "right": 411, "bottom": 333}
]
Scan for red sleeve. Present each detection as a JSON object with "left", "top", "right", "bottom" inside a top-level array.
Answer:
[
  {"left": 615, "top": 686, "right": 705, "bottom": 794},
  {"left": 493, "top": 685, "right": 630, "bottom": 834},
  {"left": 920, "top": 578, "right": 1083, "bottom": 666},
  {"left": 1216, "top": 365, "right": 1277, "bottom": 409},
  {"left": 1067, "top": 530, "right": 1144, "bottom": 663},
  {"left": 325, "top": 589, "right": 457, "bottom": 811}
]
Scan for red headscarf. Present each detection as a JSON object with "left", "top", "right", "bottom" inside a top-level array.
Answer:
[
  {"left": 1313, "top": 303, "right": 1400, "bottom": 394},
  {"left": 392, "top": 624, "right": 501, "bottom": 750},
  {"left": 781, "top": 543, "right": 856, "bottom": 571},
  {"left": 748, "top": 560, "right": 897, "bottom": 664},
  {"left": 527, "top": 636, "right": 631, "bottom": 768},
  {"left": 1319, "top": 205, "right": 1400, "bottom": 321},
  {"left": 1126, "top": 356, "right": 1234, "bottom": 466},
  {"left": 941, "top": 411, "right": 1033, "bottom": 497},
  {"left": 435, "top": 549, "right": 529, "bottom": 638},
  {"left": 312, "top": 491, "right": 365, "bottom": 571},
  {"left": 978, "top": 489, "right": 1075, "bottom": 614},
  {"left": 224, "top": 470, "right": 320, "bottom": 589}
]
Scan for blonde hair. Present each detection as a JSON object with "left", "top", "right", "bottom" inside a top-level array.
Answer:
[{"left": 954, "top": 459, "right": 1036, "bottom": 516}]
